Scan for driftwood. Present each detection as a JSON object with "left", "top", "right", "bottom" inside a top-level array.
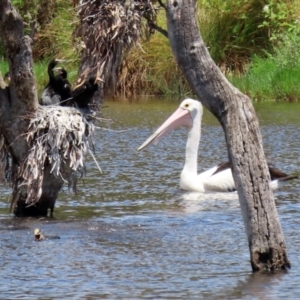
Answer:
[{"left": 166, "top": 0, "right": 290, "bottom": 271}]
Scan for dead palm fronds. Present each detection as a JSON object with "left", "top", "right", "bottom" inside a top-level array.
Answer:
[
  {"left": 73, "top": 0, "right": 159, "bottom": 98},
  {"left": 1, "top": 106, "right": 95, "bottom": 210},
  {"left": 0, "top": 135, "right": 9, "bottom": 183}
]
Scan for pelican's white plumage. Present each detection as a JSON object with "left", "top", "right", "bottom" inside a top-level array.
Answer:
[{"left": 138, "top": 98, "right": 297, "bottom": 192}]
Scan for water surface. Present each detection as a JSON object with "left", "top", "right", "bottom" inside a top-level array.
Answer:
[{"left": 0, "top": 99, "right": 299, "bottom": 299}]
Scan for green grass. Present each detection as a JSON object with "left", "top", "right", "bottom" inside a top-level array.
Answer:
[
  {"left": 118, "top": 0, "right": 300, "bottom": 98},
  {"left": 2, "top": 1, "right": 300, "bottom": 101},
  {"left": 0, "top": 60, "right": 9, "bottom": 78},
  {"left": 0, "top": 60, "right": 78, "bottom": 97},
  {"left": 230, "top": 33, "right": 300, "bottom": 102}
]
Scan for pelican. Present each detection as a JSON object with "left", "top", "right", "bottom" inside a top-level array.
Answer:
[{"left": 138, "top": 98, "right": 297, "bottom": 192}]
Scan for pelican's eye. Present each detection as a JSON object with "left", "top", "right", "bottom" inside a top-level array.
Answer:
[{"left": 184, "top": 103, "right": 189, "bottom": 108}]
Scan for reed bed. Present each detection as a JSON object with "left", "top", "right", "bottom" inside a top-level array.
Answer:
[{"left": 1, "top": 0, "right": 300, "bottom": 101}]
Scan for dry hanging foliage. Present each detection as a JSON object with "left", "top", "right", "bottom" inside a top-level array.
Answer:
[
  {"left": 0, "top": 106, "right": 95, "bottom": 212},
  {"left": 0, "top": 135, "right": 9, "bottom": 183},
  {"left": 73, "top": 0, "right": 159, "bottom": 98}
]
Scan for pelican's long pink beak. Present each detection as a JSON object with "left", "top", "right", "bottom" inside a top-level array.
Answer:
[{"left": 138, "top": 106, "right": 192, "bottom": 151}]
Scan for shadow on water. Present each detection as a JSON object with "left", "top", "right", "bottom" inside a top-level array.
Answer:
[
  {"left": 0, "top": 99, "right": 300, "bottom": 299},
  {"left": 211, "top": 271, "right": 289, "bottom": 300}
]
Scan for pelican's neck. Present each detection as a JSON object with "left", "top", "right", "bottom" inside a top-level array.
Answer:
[{"left": 182, "top": 113, "right": 201, "bottom": 176}]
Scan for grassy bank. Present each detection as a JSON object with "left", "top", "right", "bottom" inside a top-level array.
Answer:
[
  {"left": 2, "top": 37, "right": 300, "bottom": 102},
  {"left": 0, "top": 60, "right": 78, "bottom": 97},
  {"left": 116, "top": 0, "right": 300, "bottom": 101},
  {"left": 1, "top": 1, "right": 300, "bottom": 101},
  {"left": 230, "top": 33, "right": 300, "bottom": 102}
]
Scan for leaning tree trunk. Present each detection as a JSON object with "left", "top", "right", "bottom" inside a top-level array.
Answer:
[
  {"left": 0, "top": 0, "right": 94, "bottom": 217},
  {"left": 166, "top": 0, "right": 290, "bottom": 271}
]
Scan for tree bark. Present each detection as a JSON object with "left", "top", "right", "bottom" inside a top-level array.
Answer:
[
  {"left": 0, "top": 0, "right": 64, "bottom": 216},
  {"left": 0, "top": 1, "right": 92, "bottom": 217},
  {"left": 166, "top": 0, "right": 290, "bottom": 271}
]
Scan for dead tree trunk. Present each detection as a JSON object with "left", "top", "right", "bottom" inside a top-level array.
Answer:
[
  {"left": 166, "top": 0, "right": 290, "bottom": 271},
  {"left": 0, "top": 0, "right": 94, "bottom": 217},
  {"left": 0, "top": 0, "right": 44, "bottom": 216}
]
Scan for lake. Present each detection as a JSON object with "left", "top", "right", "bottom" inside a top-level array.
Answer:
[{"left": 0, "top": 98, "right": 299, "bottom": 299}]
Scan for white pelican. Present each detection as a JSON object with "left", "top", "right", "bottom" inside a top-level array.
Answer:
[{"left": 138, "top": 98, "right": 297, "bottom": 192}]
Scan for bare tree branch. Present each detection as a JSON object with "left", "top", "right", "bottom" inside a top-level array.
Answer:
[
  {"left": 166, "top": 0, "right": 290, "bottom": 271},
  {"left": 0, "top": 0, "right": 38, "bottom": 113}
]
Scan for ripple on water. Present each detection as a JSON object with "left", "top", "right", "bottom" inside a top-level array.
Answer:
[{"left": 0, "top": 101, "right": 300, "bottom": 299}]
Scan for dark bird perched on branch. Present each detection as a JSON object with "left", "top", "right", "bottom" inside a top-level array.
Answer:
[
  {"left": 40, "top": 59, "right": 61, "bottom": 105},
  {"left": 53, "top": 67, "right": 72, "bottom": 106},
  {"left": 71, "top": 77, "right": 98, "bottom": 113},
  {"left": 40, "top": 59, "right": 72, "bottom": 106}
]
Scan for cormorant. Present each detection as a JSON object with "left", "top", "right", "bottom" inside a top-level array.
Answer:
[
  {"left": 40, "top": 59, "right": 72, "bottom": 106},
  {"left": 40, "top": 59, "right": 60, "bottom": 105},
  {"left": 53, "top": 67, "right": 72, "bottom": 106},
  {"left": 71, "top": 77, "right": 98, "bottom": 113}
]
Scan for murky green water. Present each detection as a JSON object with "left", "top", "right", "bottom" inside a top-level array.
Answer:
[{"left": 0, "top": 99, "right": 299, "bottom": 299}]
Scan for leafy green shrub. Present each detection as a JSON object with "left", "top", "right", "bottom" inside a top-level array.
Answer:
[
  {"left": 198, "top": 0, "right": 300, "bottom": 74},
  {"left": 9, "top": 0, "right": 77, "bottom": 61},
  {"left": 231, "top": 32, "right": 300, "bottom": 102},
  {"left": 258, "top": 0, "right": 300, "bottom": 43}
]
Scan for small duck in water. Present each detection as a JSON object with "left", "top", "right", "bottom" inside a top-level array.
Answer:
[{"left": 34, "top": 228, "right": 45, "bottom": 241}]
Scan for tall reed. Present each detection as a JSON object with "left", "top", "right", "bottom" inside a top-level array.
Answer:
[
  {"left": 2, "top": 1, "right": 300, "bottom": 101},
  {"left": 116, "top": 32, "right": 191, "bottom": 98},
  {"left": 231, "top": 32, "right": 300, "bottom": 102},
  {"left": 117, "top": 0, "right": 300, "bottom": 97}
]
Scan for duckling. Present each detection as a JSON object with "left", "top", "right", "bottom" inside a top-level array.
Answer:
[{"left": 34, "top": 228, "right": 44, "bottom": 241}]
